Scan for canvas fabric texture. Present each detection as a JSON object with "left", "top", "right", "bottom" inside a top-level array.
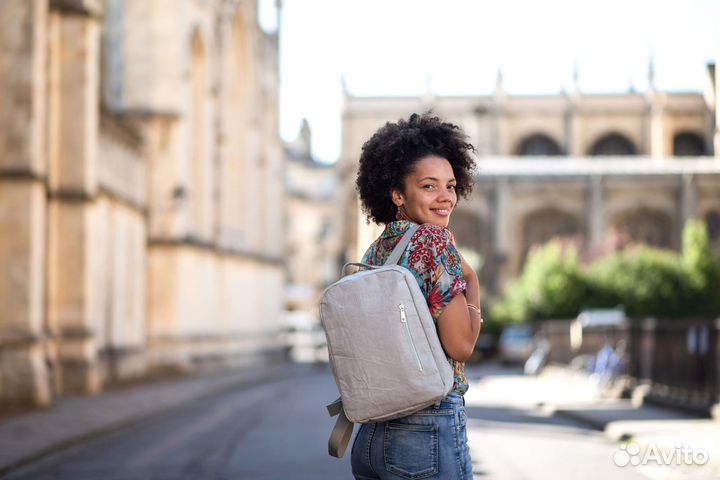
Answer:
[{"left": 320, "top": 224, "right": 454, "bottom": 457}]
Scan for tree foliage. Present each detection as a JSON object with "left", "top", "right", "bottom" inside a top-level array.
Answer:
[{"left": 488, "top": 220, "right": 720, "bottom": 323}]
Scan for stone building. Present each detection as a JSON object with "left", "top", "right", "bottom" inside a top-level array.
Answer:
[
  {"left": 284, "top": 119, "right": 344, "bottom": 314},
  {"left": 0, "top": 0, "right": 283, "bottom": 406},
  {"left": 341, "top": 64, "right": 720, "bottom": 295}
]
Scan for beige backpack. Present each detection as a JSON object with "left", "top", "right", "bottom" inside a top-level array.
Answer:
[{"left": 320, "top": 223, "right": 454, "bottom": 458}]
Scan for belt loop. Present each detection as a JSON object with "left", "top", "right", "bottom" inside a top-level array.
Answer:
[{"left": 433, "top": 399, "right": 442, "bottom": 408}]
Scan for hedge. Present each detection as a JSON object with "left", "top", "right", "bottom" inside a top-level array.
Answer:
[{"left": 488, "top": 219, "right": 720, "bottom": 323}]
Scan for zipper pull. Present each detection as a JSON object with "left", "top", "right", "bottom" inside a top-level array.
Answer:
[{"left": 399, "top": 304, "right": 407, "bottom": 322}]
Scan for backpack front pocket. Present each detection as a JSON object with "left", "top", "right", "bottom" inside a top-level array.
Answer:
[{"left": 399, "top": 304, "right": 423, "bottom": 372}]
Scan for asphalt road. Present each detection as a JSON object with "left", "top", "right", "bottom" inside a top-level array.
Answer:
[{"left": 4, "top": 362, "right": 651, "bottom": 480}]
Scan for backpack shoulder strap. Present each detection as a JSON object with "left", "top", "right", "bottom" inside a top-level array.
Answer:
[{"left": 384, "top": 223, "right": 420, "bottom": 266}]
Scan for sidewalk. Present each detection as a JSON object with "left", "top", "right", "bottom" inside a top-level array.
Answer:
[
  {"left": 0, "top": 361, "right": 302, "bottom": 476},
  {"left": 537, "top": 364, "right": 720, "bottom": 480}
]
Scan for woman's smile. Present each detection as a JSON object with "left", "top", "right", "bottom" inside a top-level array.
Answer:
[{"left": 431, "top": 207, "right": 451, "bottom": 217}]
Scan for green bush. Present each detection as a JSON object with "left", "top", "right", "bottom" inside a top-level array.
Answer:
[
  {"left": 488, "top": 277, "right": 531, "bottom": 324},
  {"left": 587, "top": 247, "right": 691, "bottom": 317},
  {"left": 488, "top": 220, "right": 720, "bottom": 323},
  {"left": 489, "top": 240, "right": 589, "bottom": 323},
  {"left": 682, "top": 219, "right": 720, "bottom": 314}
]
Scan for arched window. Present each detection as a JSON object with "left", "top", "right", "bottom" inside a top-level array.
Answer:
[
  {"left": 673, "top": 132, "right": 706, "bottom": 156},
  {"left": 516, "top": 134, "right": 562, "bottom": 156},
  {"left": 590, "top": 133, "right": 636, "bottom": 156},
  {"left": 612, "top": 209, "right": 673, "bottom": 249},
  {"left": 521, "top": 208, "right": 581, "bottom": 267}
]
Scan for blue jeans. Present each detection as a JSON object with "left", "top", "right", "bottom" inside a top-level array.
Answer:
[{"left": 350, "top": 391, "right": 473, "bottom": 480}]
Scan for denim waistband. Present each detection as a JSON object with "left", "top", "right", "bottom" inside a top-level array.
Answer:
[{"left": 434, "top": 390, "right": 465, "bottom": 408}]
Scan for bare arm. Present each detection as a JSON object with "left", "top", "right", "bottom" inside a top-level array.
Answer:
[{"left": 436, "top": 255, "right": 482, "bottom": 362}]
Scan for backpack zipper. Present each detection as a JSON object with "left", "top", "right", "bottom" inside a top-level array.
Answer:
[{"left": 399, "top": 304, "right": 423, "bottom": 372}]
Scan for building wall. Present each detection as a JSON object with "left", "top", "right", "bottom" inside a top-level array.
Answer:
[
  {"left": 453, "top": 167, "right": 720, "bottom": 293},
  {"left": 341, "top": 68, "right": 719, "bottom": 297},
  {"left": 0, "top": 0, "right": 283, "bottom": 406}
]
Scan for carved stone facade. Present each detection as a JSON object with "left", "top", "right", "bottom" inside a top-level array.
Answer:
[
  {"left": 341, "top": 64, "right": 720, "bottom": 296},
  {"left": 0, "top": 0, "right": 283, "bottom": 406}
]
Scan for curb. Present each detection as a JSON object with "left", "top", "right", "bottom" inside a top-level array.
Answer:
[{"left": 550, "top": 407, "right": 611, "bottom": 432}]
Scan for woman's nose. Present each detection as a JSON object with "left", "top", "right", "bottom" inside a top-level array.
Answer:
[{"left": 437, "top": 187, "right": 453, "bottom": 201}]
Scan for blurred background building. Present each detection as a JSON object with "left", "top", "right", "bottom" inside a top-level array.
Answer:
[
  {"left": 0, "top": 0, "right": 283, "bottom": 406},
  {"left": 284, "top": 120, "right": 344, "bottom": 306},
  {"left": 2, "top": 0, "right": 718, "bottom": 412},
  {"left": 342, "top": 63, "right": 720, "bottom": 295},
  {"left": 282, "top": 119, "right": 343, "bottom": 361}
]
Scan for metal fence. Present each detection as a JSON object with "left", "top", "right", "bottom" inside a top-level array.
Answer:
[
  {"left": 629, "top": 317, "right": 719, "bottom": 412},
  {"left": 538, "top": 316, "right": 720, "bottom": 414}
]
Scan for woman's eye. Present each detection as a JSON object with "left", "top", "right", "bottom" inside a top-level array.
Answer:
[
  {"left": 448, "top": 185, "right": 456, "bottom": 190},
  {"left": 423, "top": 185, "right": 435, "bottom": 190}
]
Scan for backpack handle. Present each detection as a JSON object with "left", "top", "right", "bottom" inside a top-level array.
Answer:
[{"left": 341, "top": 262, "right": 378, "bottom": 276}]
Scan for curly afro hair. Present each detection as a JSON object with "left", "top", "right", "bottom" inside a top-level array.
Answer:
[{"left": 355, "top": 112, "right": 477, "bottom": 225}]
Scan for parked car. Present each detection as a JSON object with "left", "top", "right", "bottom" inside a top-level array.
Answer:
[{"left": 498, "top": 324, "right": 535, "bottom": 365}]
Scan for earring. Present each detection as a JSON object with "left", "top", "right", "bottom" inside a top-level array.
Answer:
[{"left": 395, "top": 204, "right": 410, "bottom": 221}]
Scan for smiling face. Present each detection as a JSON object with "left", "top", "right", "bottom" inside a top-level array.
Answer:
[{"left": 391, "top": 155, "right": 457, "bottom": 228}]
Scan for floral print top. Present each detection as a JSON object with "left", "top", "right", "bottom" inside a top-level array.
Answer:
[{"left": 361, "top": 220, "right": 469, "bottom": 395}]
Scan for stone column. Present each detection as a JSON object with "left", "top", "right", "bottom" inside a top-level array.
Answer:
[
  {"left": 46, "top": 7, "right": 102, "bottom": 395},
  {"left": 0, "top": 0, "right": 47, "bottom": 175},
  {"left": 0, "top": 183, "right": 50, "bottom": 405},
  {"left": 678, "top": 173, "right": 696, "bottom": 242},
  {"left": 489, "top": 106, "right": 500, "bottom": 155},
  {"left": 586, "top": 175, "right": 605, "bottom": 249},
  {"left": 0, "top": 0, "right": 51, "bottom": 406},
  {"left": 491, "top": 178, "right": 512, "bottom": 292},
  {"left": 568, "top": 97, "right": 583, "bottom": 156},
  {"left": 649, "top": 99, "right": 666, "bottom": 159},
  {"left": 563, "top": 99, "right": 575, "bottom": 156}
]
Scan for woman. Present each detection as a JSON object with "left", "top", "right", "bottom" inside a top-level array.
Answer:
[{"left": 350, "top": 112, "right": 482, "bottom": 480}]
